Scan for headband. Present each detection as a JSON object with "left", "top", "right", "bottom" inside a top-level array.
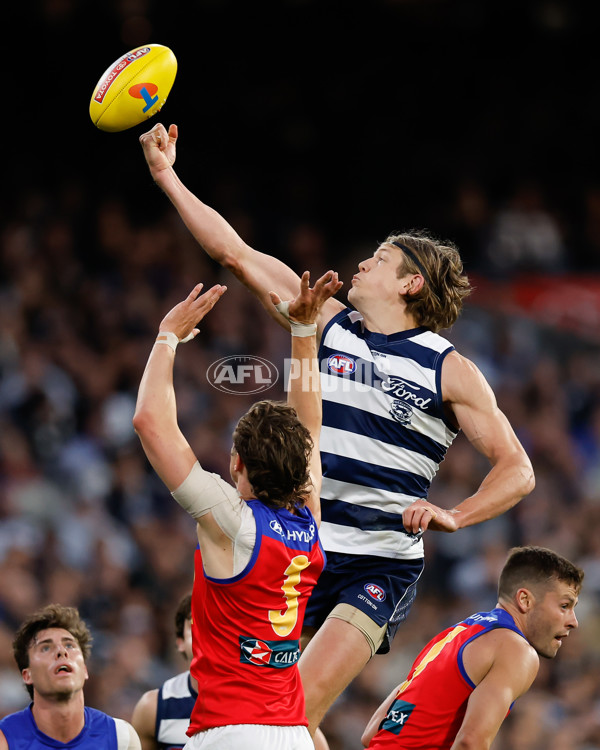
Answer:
[{"left": 391, "top": 241, "right": 432, "bottom": 286}]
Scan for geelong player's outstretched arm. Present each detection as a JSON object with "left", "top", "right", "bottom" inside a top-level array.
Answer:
[
  {"left": 139, "top": 123, "right": 345, "bottom": 331},
  {"left": 270, "top": 270, "right": 343, "bottom": 525}
]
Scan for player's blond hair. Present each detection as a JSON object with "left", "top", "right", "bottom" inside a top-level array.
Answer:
[{"left": 386, "top": 230, "right": 472, "bottom": 332}]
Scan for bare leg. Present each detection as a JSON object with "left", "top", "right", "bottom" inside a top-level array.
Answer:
[{"left": 299, "top": 617, "right": 372, "bottom": 737}]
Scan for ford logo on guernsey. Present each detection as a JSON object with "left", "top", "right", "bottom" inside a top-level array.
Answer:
[
  {"left": 327, "top": 354, "right": 356, "bottom": 374},
  {"left": 364, "top": 583, "right": 386, "bottom": 602},
  {"left": 207, "top": 356, "right": 279, "bottom": 394}
]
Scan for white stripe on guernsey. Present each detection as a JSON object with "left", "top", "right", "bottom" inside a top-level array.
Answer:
[
  {"left": 411, "top": 329, "right": 455, "bottom": 353},
  {"left": 113, "top": 718, "right": 133, "bottom": 750},
  {"left": 158, "top": 718, "right": 191, "bottom": 743},
  {"left": 161, "top": 671, "right": 191, "bottom": 700},
  {"left": 320, "top": 374, "right": 454, "bottom": 446},
  {"left": 320, "top": 477, "right": 418, "bottom": 514},
  {"left": 321, "top": 425, "right": 438, "bottom": 480},
  {"left": 319, "top": 521, "right": 424, "bottom": 560},
  {"left": 322, "top": 323, "right": 373, "bottom": 359}
]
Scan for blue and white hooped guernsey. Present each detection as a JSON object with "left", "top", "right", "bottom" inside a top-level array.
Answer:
[{"left": 318, "top": 308, "right": 459, "bottom": 560}]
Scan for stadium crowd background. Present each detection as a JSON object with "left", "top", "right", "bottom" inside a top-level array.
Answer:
[{"left": 3, "top": 0, "right": 600, "bottom": 747}]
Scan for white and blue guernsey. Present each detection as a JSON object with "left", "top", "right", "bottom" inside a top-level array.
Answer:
[{"left": 318, "top": 308, "right": 459, "bottom": 561}]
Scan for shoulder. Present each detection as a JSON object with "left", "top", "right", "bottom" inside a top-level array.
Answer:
[
  {"left": 441, "top": 350, "right": 496, "bottom": 404},
  {"left": 319, "top": 306, "right": 357, "bottom": 340},
  {"left": 464, "top": 626, "right": 539, "bottom": 690},
  {"left": 0, "top": 729, "right": 8, "bottom": 750},
  {"left": 131, "top": 688, "right": 158, "bottom": 734}
]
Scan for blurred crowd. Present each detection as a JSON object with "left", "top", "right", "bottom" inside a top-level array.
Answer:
[{"left": 1, "top": 172, "right": 600, "bottom": 749}]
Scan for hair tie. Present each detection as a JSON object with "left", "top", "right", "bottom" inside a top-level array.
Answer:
[{"left": 392, "top": 241, "right": 432, "bottom": 286}]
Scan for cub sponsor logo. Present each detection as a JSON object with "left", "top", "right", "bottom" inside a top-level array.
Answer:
[
  {"left": 381, "top": 698, "right": 416, "bottom": 735},
  {"left": 364, "top": 583, "right": 386, "bottom": 602},
  {"left": 327, "top": 354, "right": 356, "bottom": 374},
  {"left": 239, "top": 637, "right": 301, "bottom": 668},
  {"left": 240, "top": 638, "right": 273, "bottom": 666}
]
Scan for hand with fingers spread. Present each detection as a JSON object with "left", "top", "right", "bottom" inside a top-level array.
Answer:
[
  {"left": 139, "top": 122, "right": 178, "bottom": 176},
  {"left": 158, "top": 282, "right": 227, "bottom": 344},
  {"left": 269, "top": 270, "right": 343, "bottom": 328}
]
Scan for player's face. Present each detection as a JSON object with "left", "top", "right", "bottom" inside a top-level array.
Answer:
[
  {"left": 23, "top": 627, "right": 88, "bottom": 700},
  {"left": 526, "top": 580, "right": 579, "bottom": 659},
  {"left": 348, "top": 244, "right": 406, "bottom": 310}
]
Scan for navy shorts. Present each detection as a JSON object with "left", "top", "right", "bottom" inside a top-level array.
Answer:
[{"left": 304, "top": 551, "right": 424, "bottom": 655}]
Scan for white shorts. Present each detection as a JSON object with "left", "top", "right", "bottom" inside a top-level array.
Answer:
[{"left": 184, "top": 724, "right": 314, "bottom": 750}]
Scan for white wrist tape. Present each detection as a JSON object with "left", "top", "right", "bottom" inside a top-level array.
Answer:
[
  {"left": 275, "top": 300, "right": 317, "bottom": 337},
  {"left": 155, "top": 331, "right": 195, "bottom": 352}
]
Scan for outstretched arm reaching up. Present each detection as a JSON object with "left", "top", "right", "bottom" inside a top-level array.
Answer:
[{"left": 139, "top": 123, "right": 345, "bottom": 332}]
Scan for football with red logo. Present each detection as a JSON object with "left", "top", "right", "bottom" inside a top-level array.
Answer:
[{"left": 89, "top": 44, "right": 177, "bottom": 132}]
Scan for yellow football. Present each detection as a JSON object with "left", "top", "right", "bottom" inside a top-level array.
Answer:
[{"left": 90, "top": 44, "right": 177, "bottom": 132}]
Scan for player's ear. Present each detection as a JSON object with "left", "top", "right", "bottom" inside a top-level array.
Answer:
[{"left": 515, "top": 587, "right": 533, "bottom": 612}]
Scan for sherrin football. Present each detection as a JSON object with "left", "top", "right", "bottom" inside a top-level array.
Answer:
[{"left": 90, "top": 44, "right": 177, "bottom": 132}]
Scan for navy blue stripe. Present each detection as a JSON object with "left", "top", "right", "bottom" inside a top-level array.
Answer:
[
  {"left": 321, "top": 453, "right": 431, "bottom": 497},
  {"left": 329, "top": 308, "right": 431, "bottom": 346},
  {"left": 157, "top": 695, "right": 195, "bottom": 720},
  {"left": 322, "top": 400, "right": 448, "bottom": 464},
  {"left": 321, "top": 497, "right": 409, "bottom": 532}
]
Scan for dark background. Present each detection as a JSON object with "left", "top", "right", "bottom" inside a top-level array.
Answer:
[{"left": 7, "top": 0, "right": 600, "bottom": 265}]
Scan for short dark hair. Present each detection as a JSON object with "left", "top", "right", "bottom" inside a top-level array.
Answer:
[
  {"left": 13, "top": 604, "right": 93, "bottom": 699},
  {"left": 174, "top": 594, "right": 192, "bottom": 640},
  {"left": 498, "top": 546, "right": 584, "bottom": 601},
  {"left": 232, "top": 400, "right": 313, "bottom": 511},
  {"left": 385, "top": 230, "right": 472, "bottom": 332}
]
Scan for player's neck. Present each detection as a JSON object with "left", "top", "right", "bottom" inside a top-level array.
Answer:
[
  {"left": 31, "top": 691, "right": 86, "bottom": 743},
  {"left": 359, "top": 304, "right": 419, "bottom": 335}
]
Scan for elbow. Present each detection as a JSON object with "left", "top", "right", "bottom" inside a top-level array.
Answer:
[
  {"left": 452, "top": 731, "right": 491, "bottom": 750},
  {"left": 360, "top": 729, "right": 373, "bottom": 748},
  {"left": 212, "top": 238, "right": 242, "bottom": 275},
  {"left": 132, "top": 408, "right": 157, "bottom": 440},
  {"left": 519, "top": 456, "right": 536, "bottom": 498}
]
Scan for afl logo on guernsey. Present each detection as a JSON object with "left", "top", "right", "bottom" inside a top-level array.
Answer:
[
  {"left": 269, "top": 520, "right": 284, "bottom": 535},
  {"left": 364, "top": 583, "right": 386, "bottom": 602},
  {"left": 328, "top": 354, "right": 356, "bottom": 374}
]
